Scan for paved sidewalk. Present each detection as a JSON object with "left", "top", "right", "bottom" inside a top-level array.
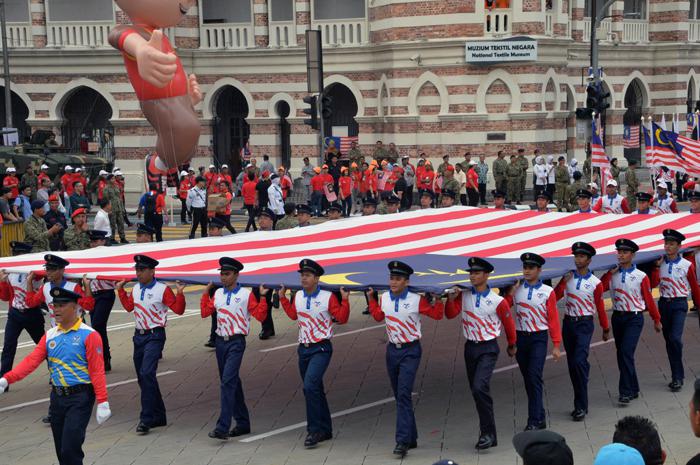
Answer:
[{"left": 1, "top": 292, "right": 699, "bottom": 465}]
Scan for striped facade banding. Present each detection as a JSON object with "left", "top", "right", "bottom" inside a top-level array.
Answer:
[{"left": 1, "top": 0, "right": 700, "bottom": 186}]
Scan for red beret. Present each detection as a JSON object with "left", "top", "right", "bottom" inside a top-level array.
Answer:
[
  {"left": 446, "top": 165, "right": 455, "bottom": 172},
  {"left": 262, "top": 170, "right": 270, "bottom": 178},
  {"left": 48, "top": 194, "right": 58, "bottom": 202},
  {"left": 71, "top": 208, "right": 86, "bottom": 218}
]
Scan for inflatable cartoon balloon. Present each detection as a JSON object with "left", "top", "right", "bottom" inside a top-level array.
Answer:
[{"left": 109, "top": 0, "right": 201, "bottom": 187}]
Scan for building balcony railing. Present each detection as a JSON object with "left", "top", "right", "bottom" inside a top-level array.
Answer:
[
  {"left": 200, "top": 23, "right": 253, "bottom": 49},
  {"left": 270, "top": 21, "right": 297, "bottom": 47},
  {"left": 622, "top": 20, "right": 648, "bottom": 43},
  {"left": 545, "top": 12, "right": 554, "bottom": 36},
  {"left": 46, "top": 21, "right": 113, "bottom": 48},
  {"left": 484, "top": 10, "right": 510, "bottom": 37},
  {"left": 2, "top": 23, "right": 32, "bottom": 48},
  {"left": 314, "top": 19, "right": 367, "bottom": 47},
  {"left": 690, "top": 20, "right": 700, "bottom": 42},
  {"left": 581, "top": 18, "right": 611, "bottom": 41}
]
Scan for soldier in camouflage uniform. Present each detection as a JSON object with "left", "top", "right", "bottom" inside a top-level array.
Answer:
[
  {"left": 275, "top": 203, "right": 299, "bottom": 230},
  {"left": 554, "top": 156, "right": 570, "bottom": 211},
  {"left": 625, "top": 159, "right": 639, "bottom": 211},
  {"left": 20, "top": 166, "right": 38, "bottom": 200},
  {"left": 516, "top": 149, "right": 529, "bottom": 202},
  {"left": 103, "top": 175, "right": 127, "bottom": 244},
  {"left": 506, "top": 155, "right": 522, "bottom": 204},
  {"left": 582, "top": 153, "right": 592, "bottom": 184},
  {"left": 24, "top": 200, "right": 62, "bottom": 252},
  {"left": 565, "top": 171, "right": 586, "bottom": 212},
  {"left": 492, "top": 150, "right": 508, "bottom": 194},
  {"left": 441, "top": 165, "right": 461, "bottom": 205},
  {"left": 63, "top": 207, "right": 91, "bottom": 251}
]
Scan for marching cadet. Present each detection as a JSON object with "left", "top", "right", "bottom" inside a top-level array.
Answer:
[
  {"left": 276, "top": 203, "right": 299, "bottom": 230},
  {"left": 574, "top": 189, "right": 596, "bottom": 213},
  {"left": 652, "top": 180, "right": 679, "bottom": 213},
  {"left": 634, "top": 192, "right": 657, "bottom": 214},
  {"left": 491, "top": 189, "right": 516, "bottom": 210},
  {"left": 296, "top": 204, "right": 313, "bottom": 227},
  {"left": 257, "top": 208, "right": 275, "bottom": 232},
  {"left": 506, "top": 155, "right": 521, "bottom": 204},
  {"left": 593, "top": 180, "right": 631, "bottom": 214},
  {"left": 553, "top": 242, "right": 609, "bottom": 421},
  {"left": 440, "top": 189, "right": 457, "bottom": 208},
  {"left": 419, "top": 190, "right": 434, "bottom": 209},
  {"left": 63, "top": 207, "right": 91, "bottom": 251},
  {"left": 366, "top": 261, "right": 444, "bottom": 457},
  {"left": 201, "top": 258, "right": 268, "bottom": 440},
  {"left": 532, "top": 192, "right": 551, "bottom": 212},
  {"left": 626, "top": 160, "right": 639, "bottom": 210},
  {"left": 0, "top": 242, "right": 45, "bottom": 383},
  {"left": 601, "top": 239, "right": 661, "bottom": 404},
  {"left": 445, "top": 257, "right": 516, "bottom": 450},
  {"left": 278, "top": 259, "right": 350, "bottom": 448},
  {"left": 362, "top": 197, "right": 378, "bottom": 216},
  {"left": 378, "top": 194, "right": 401, "bottom": 214},
  {"left": 135, "top": 223, "right": 155, "bottom": 243},
  {"left": 554, "top": 157, "right": 570, "bottom": 211},
  {"left": 649, "top": 230, "right": 700, "bottom": 392},
  {"left": 0, "top": 287, "right": 111, "bottom": 465},
  {"left": 88, "top": 230, "right": 116, "bottom": 371},
  {"left": 116, "top": 255, "right": 186, "bottom": 434},
  {"left": 25, "top": 200, "right": 63, "bottom": 252},
  {"left": 327, "top": 202, "right": 343, "bottom": 220},
  {"left": 505, "top": 253, "right": 561, "bottom": 430}
]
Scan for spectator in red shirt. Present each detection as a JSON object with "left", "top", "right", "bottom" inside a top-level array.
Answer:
[
  {"left": 205, "top": 165, "right": 218, "bottom": 193},
  {"left": 220, "top": 164, "right": 233, "bottom": 190},
  {"left": 466, "top": 161, "right": 480, "bottom": 206},
  {"left": 363, "top": 164, "right": 378, "bottom": 202},
  {"left": 3, "top": 167, "right": 19, "bottom": 201},
  {"left": 310, "top": 166, "right": 325, "bottom": 217},
  {"left": 278, "top": 166, "right": 293, "bottom": 200},
  {"left": 242, "top": 172, "right": 258, "bottom": 232},
  {"left": 339, "top": 167, "right": 353, "bottom": 217}
]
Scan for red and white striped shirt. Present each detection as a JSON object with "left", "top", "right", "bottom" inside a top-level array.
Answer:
[
  {"left": 652, "top": 194, "right": 678, "bottom": 213},
  {"left": 200, "top": 285, "right": 268, "bottom": 337},
  {"left": 369, "top": 290, "right": 443, "bottom": 344},
  {"left": 554, "top": 272, "right": 609, "bottom": 329},
  {"left": 601, "top": 266, "right": 660, "bottom": 322},
  {"left": 118, "top": 280, "right": 186, "bottom": 330},
  {"left": 505, "top": 281, "right": 561, "bottom": 344},
  {"left": 445, "top": 288, "right": 516, "bottom": 344},
  {"left": 280, "top": 288, "right": 350, "bottom": 344},
  {"left": 90, "top": 279, "right": 116, "bottom": 293},
  {"left": 0, "top": 273, "right": 42, "bottom": 310},
  {"left": 593, "top": 194, "right": 630, "bottom": 214},
  {"left": 650, "top": 256, "right": 700, "bottom": 305}
]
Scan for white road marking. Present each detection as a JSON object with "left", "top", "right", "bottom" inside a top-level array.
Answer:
[
  {"left": 259, "top": 324, "right": 385, "bottom": 353},
  {"left": 0, "top": 370, "right": 177, "bottom": 413}
]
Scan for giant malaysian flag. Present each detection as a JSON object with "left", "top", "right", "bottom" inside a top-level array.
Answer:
[{"left": 0, "top": 208, "right": 698, "bottom": 292}]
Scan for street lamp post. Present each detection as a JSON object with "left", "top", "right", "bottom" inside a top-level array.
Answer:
[{"left": 0, "top": 0, "right": 12, "bottom": 129}]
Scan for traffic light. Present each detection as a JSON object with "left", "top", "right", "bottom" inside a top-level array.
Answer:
[
  {"left": 596, "top": 89, "right": 611, "bottom": 113},
  {"left": 303, "top": 95, "right": 318, "bottom": 130},
  {"left": 321, "top": 94, "right": 333, "bottom": 119},
  {"left": 586, "top": 84, "right": 597, "bottom": 110},
  {"left": 576, "top": 108, "right": 593, "bottom": 120}
]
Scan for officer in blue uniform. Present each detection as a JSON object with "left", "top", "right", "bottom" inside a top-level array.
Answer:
[
  {"left": 135, "top": 223, "right": 155, "bottom": 243},
  {"left": 634, "top": 192, "right": 656, "bottom": 214},
  {"left": 574, "top": 189, "right": 594, "bottom": 213}
]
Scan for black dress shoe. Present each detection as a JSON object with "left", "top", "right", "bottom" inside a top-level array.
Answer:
[
  {"left": 208, "top": 430, "right": 229, "bottom": 440},
  {"left": 41, "top": 415, "right": 51, "bottom": 424},
  {"left": 572, "top": 409, "right": 586, "bottom": 422},
  {"left": 524, "top": 422, "right": 546, "bottom": 431},
  {"left": 476, "top": 433, "right": 497, "bottom": 450},
  {"left": 304, "top": 432, "right": 321, "bottom": 448},
  {"left": 318, "top": 431, "right": 333, "bottom": 442},
  {"left": 392, "top": 442, "right": 409, "bottom": 457},
  {"left": 136, "top": 423, "right": 150, "bottom": 434},
  {"left": 258, "top": 330, "right": 275, "bottom": 340},
  {"left": 669, "top": 380, "right": 683, "bottom": 392},
  {"left": 408, "top": 440, "right": 417, "bottom": 449},
  {"left": 204, "top": 340, "right": 215, "bottom": 348},
  {"left": 618, "top": 395, "right": 631, "bottom": 404},
  {"left": 229, "top": 426, "right": 251, "bottom": 437},
  {"left": 104, "top": 358, "right": 111, "bottom": 373},
  {"left": 151, "top": 420, "right": 167, "bottom": 428},
  {"left": 631, "top": 392, "right": 639, "bottom": 399},
  {"left": 120, "top": 239, "right": 129, "bottom": 244},
  {"left": 362, "top": 307, "right": 370, "bottom": 315}
]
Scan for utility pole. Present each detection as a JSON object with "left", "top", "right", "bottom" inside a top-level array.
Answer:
[{"left": 0, "top": 0, "right": 12, "bottom": 129}]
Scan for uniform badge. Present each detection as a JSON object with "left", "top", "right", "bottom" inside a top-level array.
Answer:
[
  {"left": 48, "top": 340, "right": 57, "bottom": 350},
  {"left": 403, "top": 303, "right": 411, "bottom": 309},
  {"left": 72, "top": 335, "right": 81, "bottom": 345},
  {"left": 147, "top": 294, "right": 153, "bottom": 299}
]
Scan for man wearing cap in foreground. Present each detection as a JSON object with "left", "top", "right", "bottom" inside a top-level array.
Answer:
[
  {"left": 574, "top": 189, "right": 597, "bottom": 213},
  {"left": 0, "top": 242, "right": 45, "bottom": 385},
  {"left": 554, "top": 242, "right": 609, "bottom": 421},
  {"left": 278, "top": 259, "right": 350, "bottom": 448},
  {"left": 201, "top": 258, "right": 269, "bottom": 440},
  {"left": 505, "top": 253, "right": 561, "bottom": 430},
  {"left": 135, "top": 223, "right": 155, "bottom": 243},
  {"left": 64, "top": 207, "right": 91, "bottom": 251},
  {"left": 633, "top": 192, "right": 657, "bottom": 215},
  {"left": 327, "top": 202, "right": 343, "bottom": 220},
  {"left": 593, "top": 443, "right": 644, "bottom": 465},
  {"left": 367, "top": 261, "right": 444, "bottom": 457},
  {"left": 650, "top": 229, "right": 700, "bottom": 392},
  {"left": 87, "top": 230, "right": 117, "bottom": 371},
  {"left": 294, "top": 204, "right": 312, "bottom": 228},
  {"left": 532, "top": 192, "right": 551, "bottom": 213},
  {"left": 651, "top": 180, "right": 679, "bottom": 213},
  {"left": 116, "top": 255, "right": 186, "bottom": 434},
  {"left": 25, "top": 200, "right": 63, "bottom": 252},
  {"left": 512, "top": 430, "right": 574, "bottom": 465},
  {"left": 690, "top": 189, "right": 700, "bottom": 214},
  {"left": 362, "top": 197, "right": 378, "bottom": 216},
  {"left": 445, "top": 257, "right": 516, "bottom": 450},
  {"left": 440, "top": 189, "right": 457, "bottom": 208},
  {"left": 378, "top": 194, "right": 401, "bottom": 215},
  {"left": 0, "top": 287, "right": 111, "bottom": 465},
  {"left": 418, "top": 190, "right": 434, "bottom": 209},
  {"left": 601, "top": 238, "right": 661, "bottom": 404},
  {"left": 44, "top": 194, "right": 67, "bottom": 251},
  {"left": 491, "top": 189, "right": 515, "bottom": 210},
  {"left": 593, "top": 180, "right": 631, "bottom": 214}
]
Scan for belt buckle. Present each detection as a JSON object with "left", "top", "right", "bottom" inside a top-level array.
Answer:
[
  {"left": 139, "top": 329, "right": 146, "bottom": 335},
  {"left": 223, "top": 336, "right": 230, "bottom": 342},
  {"left": 395, "top": 343, "right": 403, "bottom": 349},
  {"left": 303, "top": 343, "right": 310, "bottom": 348}
]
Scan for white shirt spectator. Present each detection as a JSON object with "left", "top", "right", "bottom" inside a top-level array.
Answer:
[
  {"left": 454, "top": 169, "right": 467, "bottom": 195},
  {"left": 94, "top": 208, "right": 112, "bottom": 238},
  {"left": 534, "top": 162, "right": 549, "bottom": 186},
  {"left": 186, "top": 186, "right": 207, "bottom": 209},
  {"left": 268, "top": 182, "right": 284, "bottom": 215}
]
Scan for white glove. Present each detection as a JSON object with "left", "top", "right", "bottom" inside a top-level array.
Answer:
[
  {"left": 0, "top": 377, "right": 7, "bottom": 394},
  {"left": 96, "top": 401, "right": 111, "bottom": 425}
]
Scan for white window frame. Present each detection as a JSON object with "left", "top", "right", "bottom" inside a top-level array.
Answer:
[
  {"left": 45, "top": 0, "right": 115, "bottom": 23},
  {"left": 6, "top": 0, "right": 31, "bottom": 24},
  {"left": 623, "top": 0, "right": 647, "bottom": 20}
]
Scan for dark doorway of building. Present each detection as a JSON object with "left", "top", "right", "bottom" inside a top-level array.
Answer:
[
  {"left": 277, "top": 101, "right": 291, "bottom": 168},
  {"left": 323, "top": 83, "right": 359, "bottom": 139},
  {"left": 623, "top": 79, "right": 644, "bottom": 163},
  {"left": 213, "top": 86, "right": 250, "bottom": 177},
  {"left": 61, "top": 87, "right": 113, "bottom": 157},
  {"left": 0, "top": 88, "right": 30, "bottom": 145}
]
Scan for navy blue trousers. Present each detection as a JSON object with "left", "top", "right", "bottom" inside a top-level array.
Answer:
[
  {"left": 90, "top": 291, "right": 115, "bottom": 363},
  {"left": 386, "top": 341, "right": 421, "bottom": 445},
  {"left": 611, "top": 311, "right": 644, "bottom": 397},
  {"left": 298, "top": 340, "right": 333, "bottom": 434},
  {"left": 659, "top": 297, "right": 688, "bottom": 383},
  {"left": 49, "top": 389, "right": 95, "bottom": 465},
  {"left": 515, "top": 330, "right": 548, "bottom": 427},
  {"left": 133, "top": 329, "right": 167, "bottom": 426},
  {"left": 215, "top": 336, "right": 250, "bottom": 433},
  {"left": 562, "top": 317, "right": 594, "bottom": 412},
  {"left": 465, "top": 339, "right": 499, "bottom": 435},
  {"left": 1, "top": 307, "right": 44, "bottom": 377}
]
